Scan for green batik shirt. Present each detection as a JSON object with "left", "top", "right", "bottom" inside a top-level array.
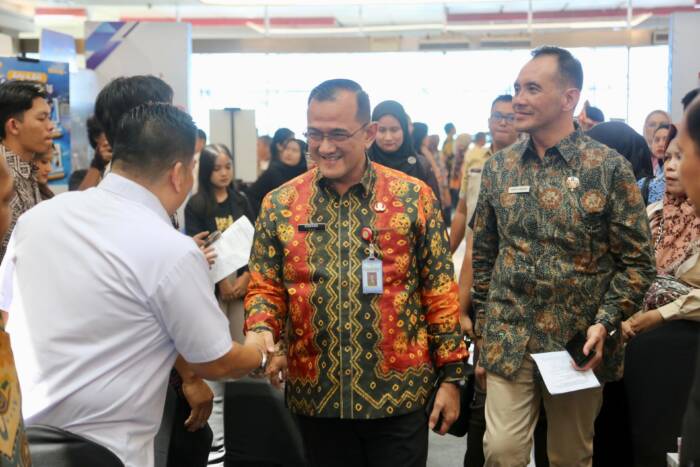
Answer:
[
  {"left": 472, "top": 127, "right": 656, "bottom": 382},
  {"left": 245, "top": 160, "right": 467, "bottom": 419}
]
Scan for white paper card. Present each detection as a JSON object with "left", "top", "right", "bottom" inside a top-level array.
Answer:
[
  {"left": 208, "top": 217, "right": 255, "bottom": 284},
  {"left": 530, "top": 351, "right": 600, "bottom": 395},
  {"left": 508, "top": 185, "right": 531, "bottom": 194}
]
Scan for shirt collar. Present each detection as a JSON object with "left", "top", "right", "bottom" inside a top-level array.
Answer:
[
  {"left": 1, "top": 144, "right": 34, "bottom": 179},
  {"left": 98, "top": 173, "right": 172, "bottom": 225},
  {"left": 315, "top": 155, "right": 376, "bottom": 197},
  {"left": 519, "top": 123, "right": 584, "bottom": 166}
]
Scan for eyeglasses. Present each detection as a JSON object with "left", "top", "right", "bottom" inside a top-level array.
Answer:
[
  {"left": 304, "top": 123, "right": 368, "bottom": 144},
  {"left": 490, "top": 112, "right": 516, "bottom": 124}
]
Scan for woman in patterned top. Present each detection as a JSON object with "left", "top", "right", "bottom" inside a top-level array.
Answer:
[{"left": 636, "top": 124, "right": 671, "bottom": 205}]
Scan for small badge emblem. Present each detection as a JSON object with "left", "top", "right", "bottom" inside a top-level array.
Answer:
[
  {"left": 374, "top": 202, "right": 387, "bottom": 212},
  {"left": 361, "top": 227, "right": 373, "bottom": 242},
  {"left": 407, "top": 156, "right": 417, "bottom": 165},
  {"left": 566, "top": 176, "right": 580, "bottom": 191}
]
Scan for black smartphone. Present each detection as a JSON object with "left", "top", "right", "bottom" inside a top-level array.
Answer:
[
  {"left": 203, "top": 231, "right": 221, "bottom": 248},
  {"left": 565, "top": 332, "right": 596, "bottom": 367}
]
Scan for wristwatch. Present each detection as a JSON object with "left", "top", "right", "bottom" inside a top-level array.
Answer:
[{"left": 595, "top": 319, "right": 617, "bottom": 337}]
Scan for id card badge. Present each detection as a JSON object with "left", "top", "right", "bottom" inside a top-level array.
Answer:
[{"left": 362, "top": 256, "right": 383, "bottom": 294}]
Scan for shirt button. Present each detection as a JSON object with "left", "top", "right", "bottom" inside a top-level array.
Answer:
[
  {"left": 344, "top": 346, "right": 351, "bottom": 352},
  {"left": 344, "top": 323, "right": 351, "bottom": 330},
  {"left": 345, "top": 369, "right": 351, "bottom": 376}
]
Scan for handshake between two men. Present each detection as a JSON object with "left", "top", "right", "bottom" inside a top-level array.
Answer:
[{"left": 245, "top": 330, "right": 288, "bottom": 389}]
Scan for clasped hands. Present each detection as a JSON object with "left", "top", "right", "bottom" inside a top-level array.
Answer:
[{"left": 244, "top": 330, "right": 287, "bottom": 389}]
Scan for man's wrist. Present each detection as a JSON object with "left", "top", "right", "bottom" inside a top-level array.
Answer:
[{"left": 593, "top": 319, "right": 616, "bottom": 337}]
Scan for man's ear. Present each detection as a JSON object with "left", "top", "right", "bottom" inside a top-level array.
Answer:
[
  {"left": 363, "top": 122, "right": 378, "bottom": 150},
  {"left": 4, "top": 116, "right": 22, "bottom": 138},
  {"left": 563, "top": 88, "right": 581, "bottom": 114},
  {"left": 169, "top": 161, "right": 186, "bottom": 194}
]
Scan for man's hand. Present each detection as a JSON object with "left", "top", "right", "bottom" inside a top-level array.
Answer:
[
  {"left": 629, "top": 310, "right": 664, "bottom": 335},
  {"left": 574, "top": 323, "right": 606, "bottom": 372},
  {"left": 231, "top": 272, "right": 251, "bottom": 299},
  {"left": 218, "top": 279, "right": 237, "bottom": 302},
  {"left": 192, "top": 231, "right": 210, "bottom": 248},
  {"left": 265, "top": 354, "right": 288, "bottom": 389},
  {"left": 459, "top": 314, "right": 474, "bottom": 339},
  {"left": 245, "top": 329, "right": 276, "bottom": 356},
  {"left": 181, "top": 378, "right": 214, "bottom": 432},
  {"left": 428, "top": 382, "right": 460, "bottom": 435},
  {"left": 621, "top": 319, "right": 635, "bottom": 341}
]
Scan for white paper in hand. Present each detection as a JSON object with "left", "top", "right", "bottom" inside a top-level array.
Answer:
[
  {"left": 530, "top": 351, "right": 600, "bottom": 395},
  {"left": 208, "top": 216, "right": 255, "bottom": 284}
]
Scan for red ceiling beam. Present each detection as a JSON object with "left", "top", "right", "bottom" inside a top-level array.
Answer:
[
  {"left": 447, "top": 5, "right": 697, "bottom": 23},
  {"left": 35, "top": 7, "right": 87, "bottom": 17},
  {"left": 118, "top": 16, "right": 336, "bottom": 27}
]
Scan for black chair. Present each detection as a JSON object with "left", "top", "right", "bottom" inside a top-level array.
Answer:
[
  {"left": 224, "top": 379, "right": 306, "bottom": 467},
  {"left": 624, "top": 320, "right": 700, "bottom": 467},
  {"left": 27, "top": 424, "right": 124, "bottom": 467}
]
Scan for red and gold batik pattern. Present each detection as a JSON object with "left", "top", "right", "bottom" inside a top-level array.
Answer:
[{"left": 245, "top": 160, "right": 467, "bottom": 419}]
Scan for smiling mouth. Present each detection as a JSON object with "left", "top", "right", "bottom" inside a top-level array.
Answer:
[{"left": 321, "top": 154, "right": 342, "bottom": 161}]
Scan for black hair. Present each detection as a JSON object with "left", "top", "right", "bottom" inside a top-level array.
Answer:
[
  {"left": 111, "top": 102, "right": 196, "bottom": 180},
  {"left": 586, "top": 106, "right": 605, "bottom": 123},
  {"left": 0, "top": 80, "right": 48, "bottom": 139},
  {"left": 308, "top": 79, "right": 370, "bottom": 124},
  {"left": 94, "top": 75, "right": 173, "bottom": 146},
  {"left": 412, "top": 122, "right": 429, "bottom": 152},
  {"left": 68, "top": 169, "right": 88, "bottom": 191},
  {"left": 270, "top": 128, "right": 294, "bottom": 161},
  {"left": 531, "top": 46, "right": 584, "bottom": 90},
  {"left": 682, "top": 88, "right": 700, "bottom": 111},
  {"left": 686, "top": 98, "right": 700, "bottom": 154},
  {"left": 491, "top": 95, "right": 513, "bottom": 108},
  {"left": 653, "top": 123, "right": 671, "bottom": 137},
  {"left": 86, "top": 115, "right": 104, "bottom": 150},
  {"left": 444, "top": 122, "right": 455, "bottom": 134},
  {"left": 197, "top": 128, "right": 207, "bottom": 142},
  {"left": 474, "top": 132, "right": 487, "bottom": 143}
]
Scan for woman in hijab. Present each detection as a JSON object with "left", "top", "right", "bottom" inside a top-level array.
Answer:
[
  {"left": 367, "top": 101, "right": 442, "bottom": 211},
  {"left": 247, "top": 136, "right": 308, "bottom": 215},
  {"left": 587, "top": 120, "right": 653, "bottom": 181}
]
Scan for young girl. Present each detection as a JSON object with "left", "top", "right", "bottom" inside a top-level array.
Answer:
[{"left": 184, "top": 144, "right": 255, "bottom": 467}]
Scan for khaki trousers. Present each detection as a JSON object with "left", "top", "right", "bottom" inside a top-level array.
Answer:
[{"left": 483, "top": 355, "right": 603, "bottom": 467}]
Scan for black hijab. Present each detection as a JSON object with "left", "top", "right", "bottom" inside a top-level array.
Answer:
[
  {"left": 368, "top": 100, "right": 421, "bottom": 178},
  {"left": 587, "top": 121, "right": 653, "bottom": 180}
]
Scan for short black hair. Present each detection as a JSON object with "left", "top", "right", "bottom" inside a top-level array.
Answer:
[
  {"left": 586, "top": 106, "right": 605, "bottom": 123},
  {"left": 682, "top": 88, "right": 700, "bottom": 111},
  {"left": 197, "top": 128, "right": 207, "bottom": 142},
  {"left": 531, "top": 46, "right": 584, "bottom": 90},
  {"left": 94, "top": 75, "right": 173, "bottom": 146},
  {"left": 308, "top": 79, "right": 370, "bottom": 124},
  {"left": 111, "top": 103, "right": 196, "bottom": 180},
  {"left": 491, "top": 95, "right": 513, "bottom": 108},
  {"left": 653, "top": 123, "right": 671, "bottom": 136},
  {"left": 444, "top": 122, "right": 455, "bottom": 134},
  {"left": 86, "top": 115, "right": 104, "bottom": 150},
  {"left": 686, "top": 97, "right": 700, "bottom": 155},
  {"left": 0, "top": 80, "right": 48, "bottom": 139}
]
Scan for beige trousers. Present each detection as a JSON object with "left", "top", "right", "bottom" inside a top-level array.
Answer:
[{"left": 483, "top": 355, "right": 603, "bottom": 467}]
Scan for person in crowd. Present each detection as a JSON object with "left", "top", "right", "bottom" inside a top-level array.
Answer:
[
  {"left": 412, "top": 122, "right": 451, "bottom": 222},
  {"left": 472, "top": 46, "right": 655, "bottom": 466},
  {"left": 92, "top": 75, "right": 221, "bottom": 467},
  {"left": 190, "top": 128, "right": 207, "bottom": 195},
  {"left": 33, "top": 146, "right": 55, "bottom": 200},
  {"left": 0, "top": 102, "right": 267, "bottom": 467},
  {"left": 247, "top": 133, "right": 306, "bottom": 214},
  {"left": 270, "top": 127, "right": 294, "bottom": 163},
  {"left": 450, "top": 124, "right": 502, "bottom": 253},
  {"left": 679, "top": 95, "right": 700, "bottom": 467},
  {"left": 0, "top": 155, "right": 30, "bottom": 466},
  {"left": 0, "top": 80, "right": 54, "bottom": 263},
  {"left": 367, "top": 100, "right": 443, "bottom": 209},
  {"left": 586, "top": 120, "right": 654, "bottom": 181},
  {"left": 681, "top": 88, "right": 699, "bottom": 111},
  {"left": 643, "top": 109, "right": 671, "bottom": 149},
  {"left": 78, "top": 115, "right": 113, "bottom": 190},
  {"left": 577, "top": 102, "right": 605, "bottom": 131},
  {"left": 622, "top": 125, "right": 700, "bottom": 337},
  {"left": 449, "top": 133, "right": 471, "bottom": 212},
  {"left": 185, "top": 143, "right": 255, "bottom": 467},
  {"left": 257, "top": 134, "right": 272, "bottom": 174},
  {"left": 244, "top": 79, "right": 467, "bottom": 467},
  {"left": 442, "top": 122, "right": 456, "bottom": 178},
  {"left": 632, "top": 123, "right": 669, "bottom": 205}
]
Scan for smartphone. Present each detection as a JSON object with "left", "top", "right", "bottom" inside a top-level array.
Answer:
[
  {"left": 565, "top": 332, "right": 596, "bottom": 367},
  {"left": 203, "top": 231, "right": 221, "bottom": 248}
]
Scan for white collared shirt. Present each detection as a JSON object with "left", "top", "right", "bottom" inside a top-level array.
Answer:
[{"left": 0, "top": 173, "right": 232, "bottom": 467}]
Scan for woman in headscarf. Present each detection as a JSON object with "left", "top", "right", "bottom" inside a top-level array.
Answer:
[
  {"left": 247, "top": 136, "right": 307, "bottom": 215},
  {"left": 643, "top": 109, "right": 671, "bottom": 148},
  {"left": 587, "top": 120, "right": 653, "bottom": 181},
  {"left": 367, "top": 101, "right": 442, "bottom": 212},
  {"left": 412, "top": 122, "right": 451, "bottom": 222}
]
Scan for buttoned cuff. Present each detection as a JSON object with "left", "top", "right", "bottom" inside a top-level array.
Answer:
[
  {"left": 440, "top": 362, "right": 466, "bottom": 383},
  {"left": 657, "top": 300, "right": 681, "bottom": 321}
]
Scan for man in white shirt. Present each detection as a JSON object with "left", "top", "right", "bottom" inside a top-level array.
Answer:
[{"left": 0, "top": 102, "right": 266, "bottom": 467}]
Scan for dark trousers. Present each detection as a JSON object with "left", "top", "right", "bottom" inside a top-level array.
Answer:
[{"left": 296, "top": 410, "right": 428, "bottom": 467}]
